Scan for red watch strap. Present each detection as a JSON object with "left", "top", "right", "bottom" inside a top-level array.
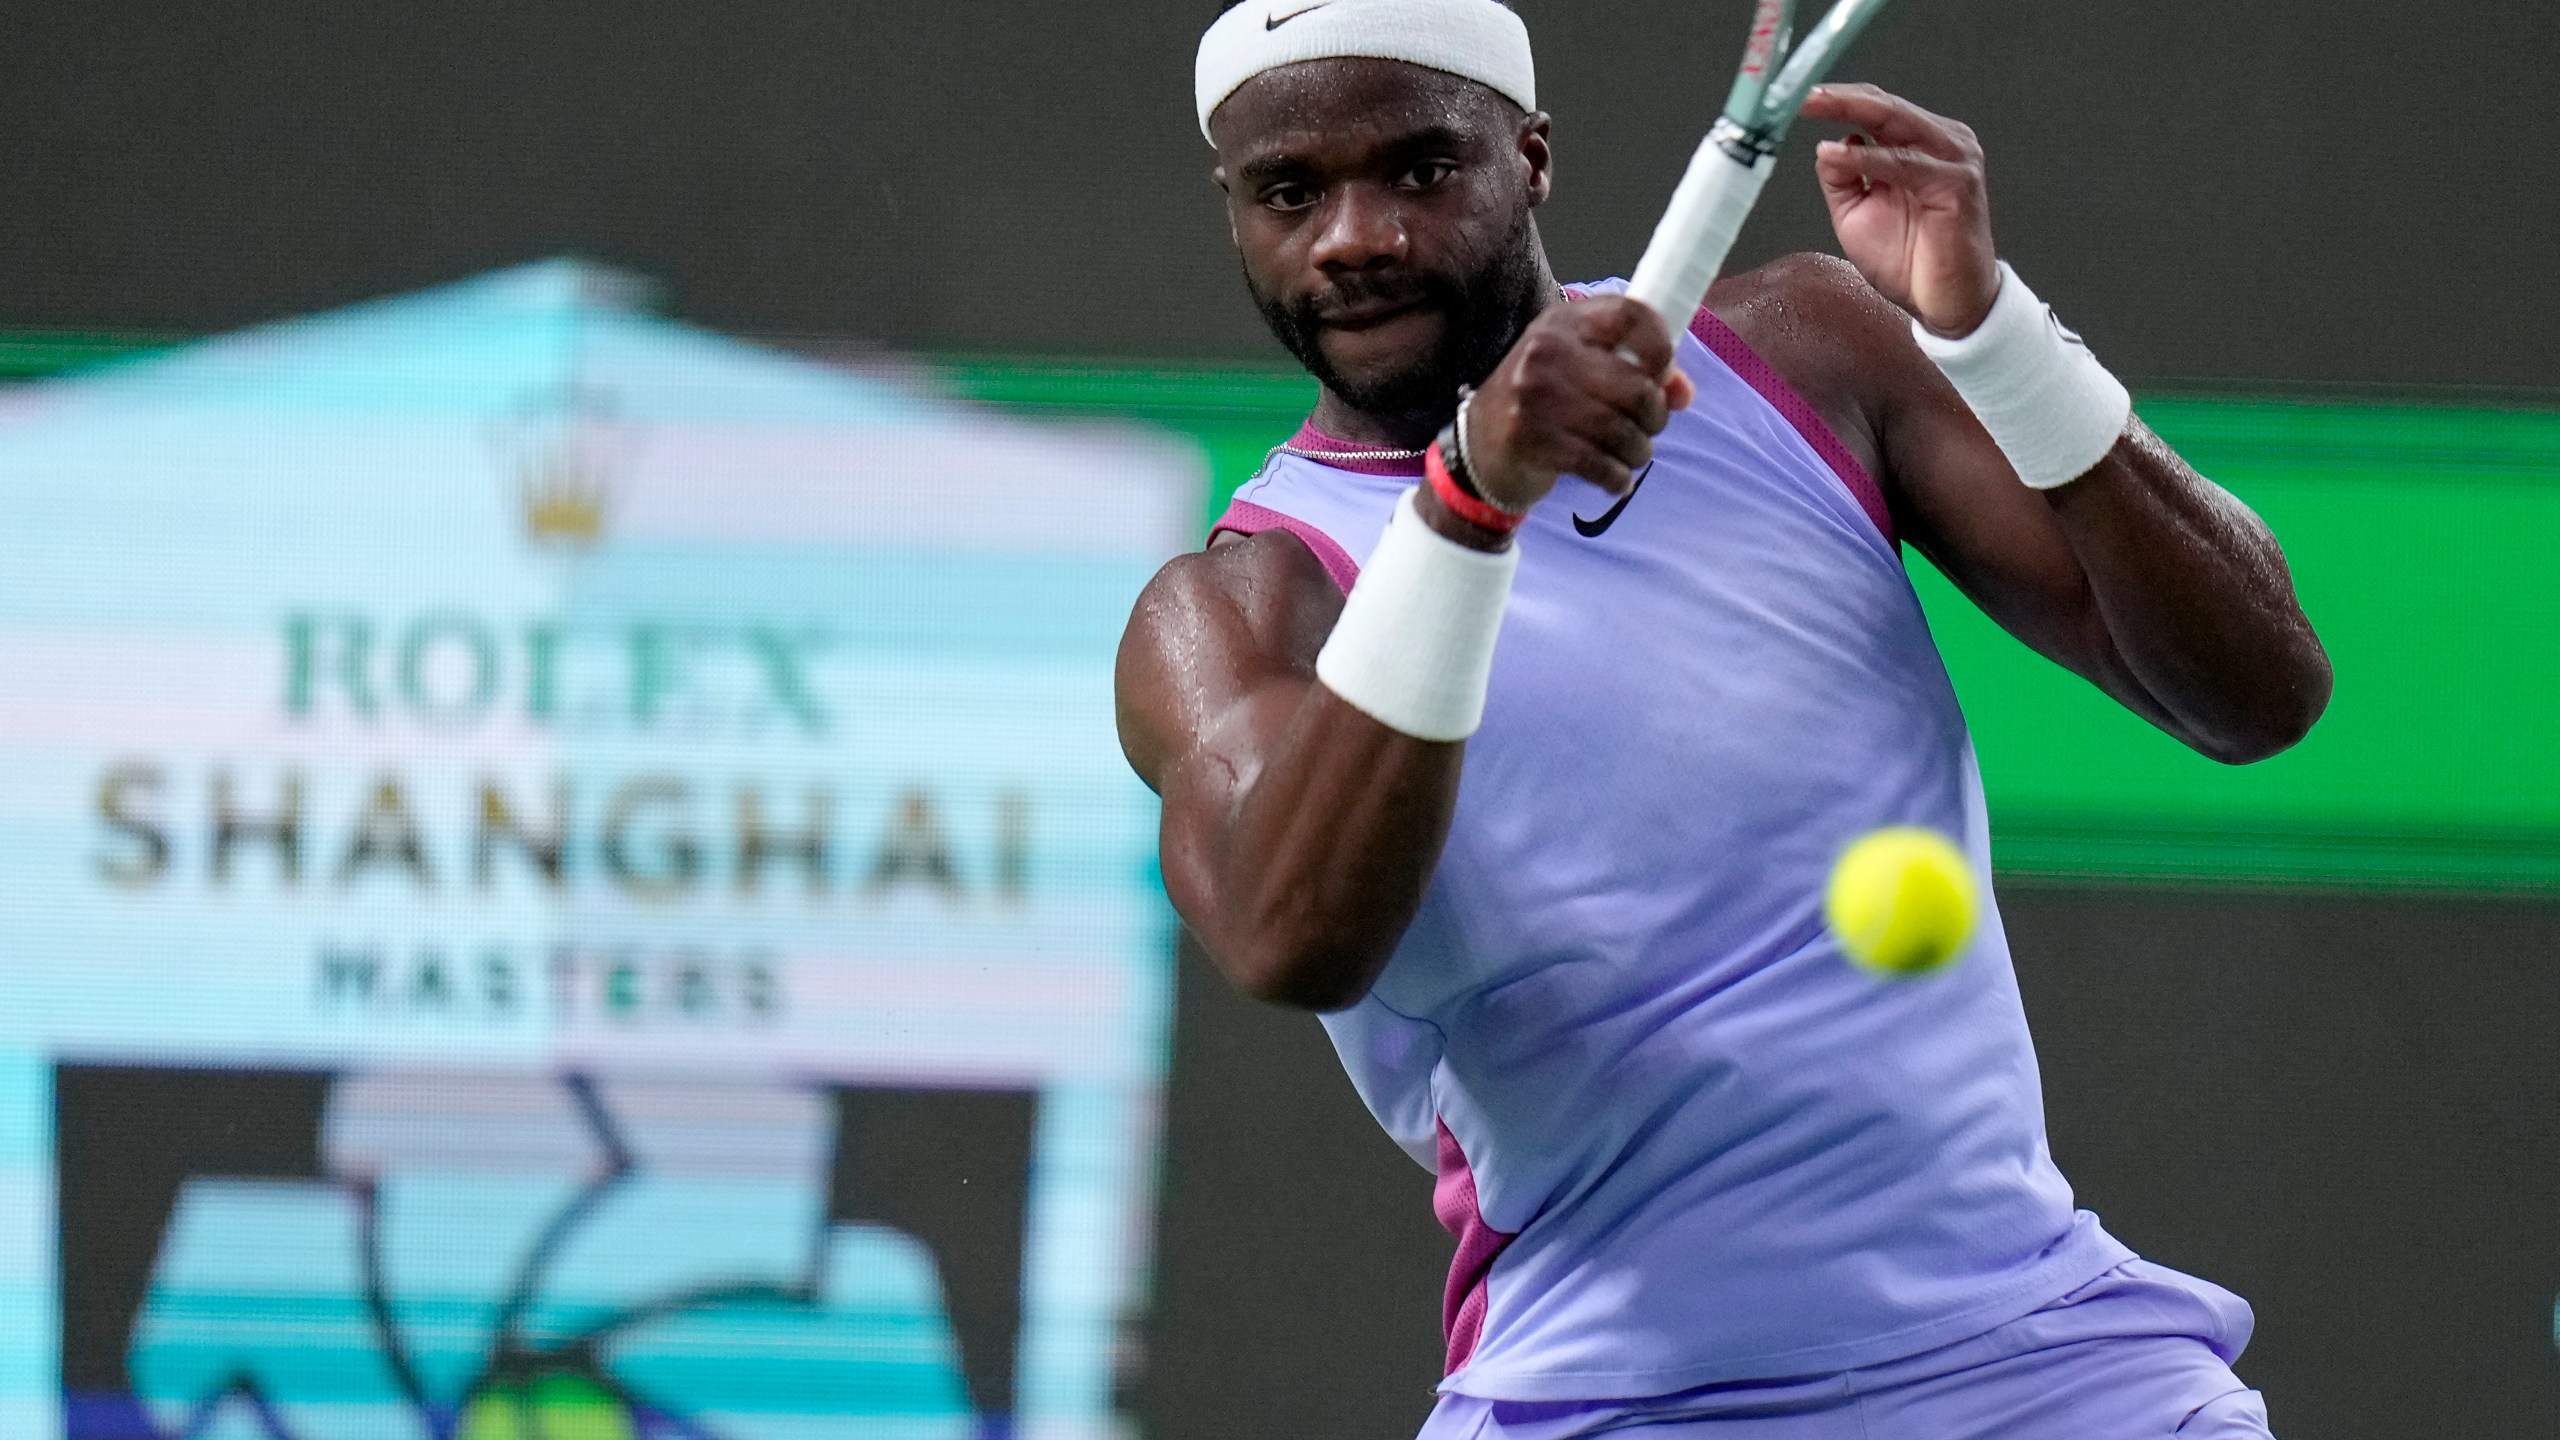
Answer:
[{"left": 1426, "top": 442, "right": 1526, "bottom": 534}]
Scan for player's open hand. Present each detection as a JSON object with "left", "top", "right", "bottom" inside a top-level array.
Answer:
[
  {"left": 1464, "top": 297, "right": 1694, "bottom": 512},
  {"left": 1803, "top": 84, "right": 2001, "bottom": 339}
]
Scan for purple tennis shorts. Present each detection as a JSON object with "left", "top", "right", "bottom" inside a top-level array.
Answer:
[{"left": 1418, "top": 1262, "right": 2274, "bottom": 1439}]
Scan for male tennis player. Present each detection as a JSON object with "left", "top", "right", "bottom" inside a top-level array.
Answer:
[{"left": 1118, "top": 2, "right": 2331, "bottom": 1435}]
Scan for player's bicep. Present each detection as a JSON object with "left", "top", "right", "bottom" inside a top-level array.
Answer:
[{"left": 1112, "top": 535, "right": 1343, "bottom": 923}]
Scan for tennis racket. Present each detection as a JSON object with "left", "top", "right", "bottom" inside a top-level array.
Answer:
[{"left": 1625, "top": 0, "right": 1899, "bottom": 332}]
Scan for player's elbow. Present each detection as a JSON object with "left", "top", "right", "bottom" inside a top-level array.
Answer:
[
  {"left": 1249, "top": 960, "right": 1375, "bottom": 1013},
  {"left": 1212, "top": 926, "right": 1384, "bottom": 1013},
  {"left": 2197, "top": 653, "right": 2334, "bottom": 765}
]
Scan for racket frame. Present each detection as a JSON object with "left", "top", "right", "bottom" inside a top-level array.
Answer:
[
  {"left": 1624, "top": 0, "right": 1898, "bottom": 330},
  {"left": 1752, "top": 0, "right": 1894, "bottom": 144},
  {"left": 1718, "top": 0, "right": 1798, "bottom": 130}
]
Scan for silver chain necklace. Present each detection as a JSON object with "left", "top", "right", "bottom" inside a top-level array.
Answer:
[{"left": 1263, "top": 438, "right": 1428, "bottom": 467}]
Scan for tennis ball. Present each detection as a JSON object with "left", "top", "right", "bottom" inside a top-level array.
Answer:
[{"left": 1825, "top": 826, "right": 1979, "bottom": 979}]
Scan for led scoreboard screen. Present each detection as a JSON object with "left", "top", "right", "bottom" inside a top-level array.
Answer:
[{"left": 0, "top": 263, "right": 1198, "bottom": 1440}]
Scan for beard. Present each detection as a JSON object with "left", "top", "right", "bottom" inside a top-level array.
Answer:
[{"left": 1247, "top": 208, "right": 1548, "bottom": 431}]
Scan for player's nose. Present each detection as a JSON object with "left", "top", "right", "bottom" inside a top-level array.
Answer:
[{"left": 1308, "top": 184, "right": 1410, "bottom": 274}]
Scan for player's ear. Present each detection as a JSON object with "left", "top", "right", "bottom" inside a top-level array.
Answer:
[
  {"left": 1210, "top": 164, "right": 1242, "bottom": 246},
  {"left": 1518, "top": 112, "right": 1554, "bottom": 206}
]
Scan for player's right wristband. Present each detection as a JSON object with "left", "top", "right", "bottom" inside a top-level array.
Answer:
[
  {"left": 1315, "top": 489, "right": 1520, "bottom": 743},
  {"left": 1913, "top": 261, "right": 2132, "bottom": 491}
]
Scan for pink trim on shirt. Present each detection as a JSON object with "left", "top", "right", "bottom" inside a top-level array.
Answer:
[
  {"left": 1281, "top": 419, "right": 1430, "bottom": 478},
  {"left": 1686, "top": 308, "right": 1898, "bottom": 547},
  {"left": 1434, "top": 1119, "right": 1517, "bottom": 1376},
  {"left": 1208, "top": 500, "right": 1362, "bottom": 593}
]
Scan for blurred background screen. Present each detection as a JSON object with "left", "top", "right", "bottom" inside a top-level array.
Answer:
[
  {"left": 0, "top": 262, "right": 1195, "bottom": 1439},
  {"left": 0, "top": 3, "right": 2554, "bottom": 1439}
]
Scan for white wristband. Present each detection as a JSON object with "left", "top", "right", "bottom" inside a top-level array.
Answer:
[
  {"left": 1914, "top": 262, "right": 2132, "bottom": 491},
  {"left": 1315, "top": 489, "right": 1520, "bottom": 743}
]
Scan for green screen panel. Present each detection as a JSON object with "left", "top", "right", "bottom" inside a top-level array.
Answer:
[{"left": 1923, "top": 399, "right": 2560, "bottom": 889}]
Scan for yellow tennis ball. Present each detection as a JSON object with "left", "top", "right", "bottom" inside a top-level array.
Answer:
[{"left": 1825, "top": 826, "right": 1979, "bottom": 979}]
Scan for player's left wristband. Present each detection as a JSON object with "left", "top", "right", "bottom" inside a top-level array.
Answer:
[
  {"left": 1315, "top": 488, "right": 1520, "bottom": 743},
  {"left": 1914, "top": 262, "right": 2132, "bottom": 491}
]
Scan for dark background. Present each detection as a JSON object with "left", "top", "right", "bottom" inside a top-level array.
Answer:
[
  {"left": 1, "top": 0, "right": 2556, "bottom": 388},
  {"left": 15, "top": 2, "right": 2559, "bottom": 1436}
]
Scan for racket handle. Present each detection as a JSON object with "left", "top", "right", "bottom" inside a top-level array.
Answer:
[{"left": 1625, "top": 126, "right": 1777, "bottom": 337}]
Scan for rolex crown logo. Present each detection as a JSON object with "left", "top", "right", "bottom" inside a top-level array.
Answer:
[
  {"left": 521, "top": 451, "right": 610, "bottom": 546},
  {"left": 499, "top": 385, "right": 632, "bottom": 552}
]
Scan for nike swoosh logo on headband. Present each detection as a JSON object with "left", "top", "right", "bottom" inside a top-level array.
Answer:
[
  {"left": 1267, "top": 2, "right": 1333, "bottom": 29},
  {"left": 1573, "top": 463, "right": 1655, "bottom": 538}
]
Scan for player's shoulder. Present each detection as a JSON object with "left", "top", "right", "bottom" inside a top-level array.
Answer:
[
  {"left": 1714, "top": 251, "right": 1909, "bottom": 342},
  {"left": 1146, "top": 525, "right": 1336, "bottom": 605},
  {"left": 1722, "top": 253, "right": 1931, "bottom": 382},
  {"left": 1704, "top": 253, "right": 1916, "bottom": 483},
  {"left": 1123, "top": 529, "right": 1340, "bottom": 662},
  {"left": 1115, "top": 529, "right": 1341, "bottom": 782}
]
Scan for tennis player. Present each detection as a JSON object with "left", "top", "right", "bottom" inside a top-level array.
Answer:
[{"left": 1117, "top": 3, "right": 2332, "bottom": 1435}]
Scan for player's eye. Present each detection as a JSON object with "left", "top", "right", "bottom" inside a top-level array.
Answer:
[
  {"left": 1397, "top": 160, "right": 1459, "bottom": 191},
  {"left": 1260, "top": 182, "right": 1319, "bottom": 213}
]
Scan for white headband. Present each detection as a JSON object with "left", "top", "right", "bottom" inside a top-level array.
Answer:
[{"left": 1196, "top": 0, "right": 1537, "bottom": 143}]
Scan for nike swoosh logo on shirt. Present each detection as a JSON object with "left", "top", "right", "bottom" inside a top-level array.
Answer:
[
  {"left": 1573, "top": 463, "right": 1655, "bottom": 538},
  {"left": 1267, "top": 2, "right": 1332, "bottom": 28}
]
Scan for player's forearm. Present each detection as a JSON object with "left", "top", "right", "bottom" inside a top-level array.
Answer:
[
  {"left": 1185, "top": 690, "right": 1464, "bottom": 1012},
  {"left": 2050, "top": 421, "right": 2333, "bottom": 764},
  {"left": 1892, "top": 256, "right": 2332, "bottom": 763}
]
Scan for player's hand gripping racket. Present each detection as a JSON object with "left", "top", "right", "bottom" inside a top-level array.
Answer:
[{"left": 1626, "top": 0, "right": 1899, "bottom": 336}]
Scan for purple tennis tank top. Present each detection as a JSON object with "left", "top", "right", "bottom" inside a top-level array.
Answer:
[{"left": 1212, "top": 283, "right": 2137, "bottom": 1401}]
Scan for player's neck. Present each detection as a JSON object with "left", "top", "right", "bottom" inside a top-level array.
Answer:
[
  {"left": 1308, "top": 269, "right": 1564, "bottom": 450},
  {"left": 1305, "top": 392, "right": 1445, "bottom": 452}
]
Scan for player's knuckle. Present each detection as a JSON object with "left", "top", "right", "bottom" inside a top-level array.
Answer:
[
  {"left": 1515, "top": 374, "right": 1560, "bottom": 417},
  {"left": 1619, "top": 377, "right": 1662, "bottom": 422}
]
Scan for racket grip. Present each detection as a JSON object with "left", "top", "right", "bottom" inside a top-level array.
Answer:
[{"left": 1625, "top": 132, "right": 1777, "bottom": 338}]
